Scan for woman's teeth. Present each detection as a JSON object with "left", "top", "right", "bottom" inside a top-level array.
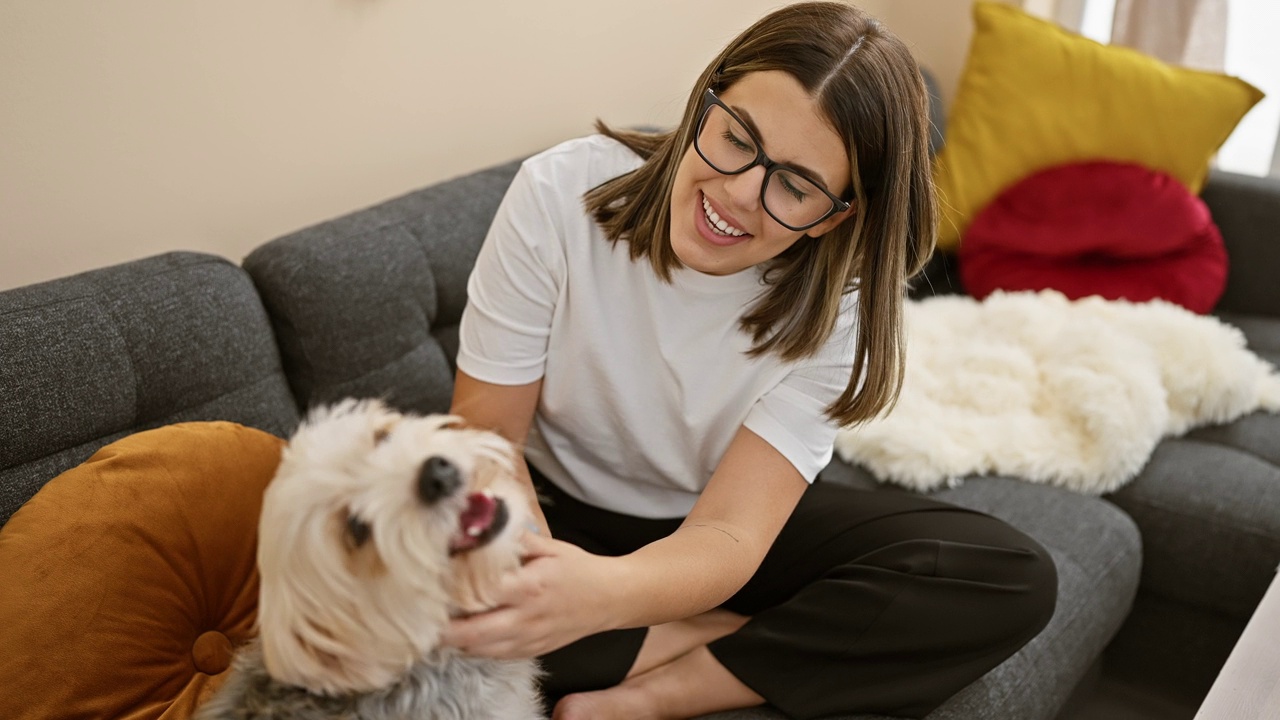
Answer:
[{"left": 702, "top": 196, "right": 746, "bottom": 237}]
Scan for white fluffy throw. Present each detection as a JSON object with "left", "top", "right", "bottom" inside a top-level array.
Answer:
[{"left": 834, "top": 291, "right": 1280, "bottom": 495}]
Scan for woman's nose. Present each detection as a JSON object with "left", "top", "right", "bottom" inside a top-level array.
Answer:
[{"left": 722, "top": 165, "right": 766, "bottom": 213}]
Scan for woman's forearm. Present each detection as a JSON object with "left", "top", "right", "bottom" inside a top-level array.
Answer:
[
  {"left": 608, "top": 520, "right": 769, "bottom": 629},
  {"left": 601, "top": 428, "right": 808, "bottom": 630}
]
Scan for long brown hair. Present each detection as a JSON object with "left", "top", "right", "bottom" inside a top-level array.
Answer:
[{"left": 583, "top": 2, "right": 936, "bottom": 426}]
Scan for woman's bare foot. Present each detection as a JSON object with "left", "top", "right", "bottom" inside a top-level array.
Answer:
[
  {"left": 552, "top": 684, "right": 657, "bottom": 720},
  {"left": 627, "top": 609, "right": 749, "bottom": 678},
  {"left": 552, "top": 646, "right": 765, "bottom": 720}
]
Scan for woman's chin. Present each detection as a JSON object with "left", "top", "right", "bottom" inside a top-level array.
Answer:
[
  {"left": 672, "top": 216, "right": 747, "bottom": 276},
  {"left": 673, "top": 241, "right": 739, "bottom": 277},
  {"left": 670, "top": 230, "right": 717, "bottom": 275}
]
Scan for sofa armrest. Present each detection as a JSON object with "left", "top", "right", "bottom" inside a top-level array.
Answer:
[{"left": 1202, "top": 169, "right": 1280, "bottom": 318}]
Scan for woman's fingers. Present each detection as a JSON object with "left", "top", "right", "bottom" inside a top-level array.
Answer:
[
  {"left": 444, "top": 609, "right": 511, "bottom": 654},
  {"left": 443, "top": 539, "right": 621, "bottom": 659},
  {"left": 519, "top": 529, "right": 568, "bottom": 559}
]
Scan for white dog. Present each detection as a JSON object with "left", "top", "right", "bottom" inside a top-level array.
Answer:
[{"left": 195, "top": 399, "right": 544, "bottom": 719}]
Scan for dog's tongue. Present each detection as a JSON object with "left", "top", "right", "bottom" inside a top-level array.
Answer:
[{"left": 449, "top": 492, "right": 497, "bottom": 554}]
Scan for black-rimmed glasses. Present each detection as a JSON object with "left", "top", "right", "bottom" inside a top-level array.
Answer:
[{"left": 693, "top": 88, "right": 851, "bottom": 232}]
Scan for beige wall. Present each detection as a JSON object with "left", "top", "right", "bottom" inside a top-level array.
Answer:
[{"left": 0, "top": 1, "right": 1005, "bottom": 290}]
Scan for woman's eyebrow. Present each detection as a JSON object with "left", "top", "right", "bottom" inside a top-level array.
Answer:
[{"left": 731, "top": 104, "right": 834, "bottom": 191}]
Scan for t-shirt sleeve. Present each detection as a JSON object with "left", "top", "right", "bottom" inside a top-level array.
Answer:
[
  {"left": 742, "top": 300, "right": 860, "bottom": 482},
  {"left": 457, "top": 161, "right": 568, "bottom": 385}
]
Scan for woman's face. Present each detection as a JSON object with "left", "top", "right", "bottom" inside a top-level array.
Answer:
[{"left": 669, "top": 70, "right": 853, "bottom": 277}]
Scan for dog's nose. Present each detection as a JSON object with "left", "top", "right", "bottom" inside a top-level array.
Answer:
[{"left": 418, "top": 456, "right": 461, "bottom": 504}]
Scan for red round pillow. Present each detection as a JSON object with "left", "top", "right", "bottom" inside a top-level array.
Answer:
[{"left": 958, "top": 161, "right": 1228, "bottom": 313}]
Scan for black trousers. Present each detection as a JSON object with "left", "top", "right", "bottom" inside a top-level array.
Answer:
[{"left": 532, "top": 470, "right": 1058, "bottom": 720}]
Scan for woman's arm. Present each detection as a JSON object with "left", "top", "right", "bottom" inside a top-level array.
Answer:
[
  {"left": 444, "top": 424, "right": 809, "bottom": 657},
  {"left": 449, "top": 368, "right": 551, "bottom": 536},
  {"left": 611, "top": 424, "right": 809, "bottom": 626}
]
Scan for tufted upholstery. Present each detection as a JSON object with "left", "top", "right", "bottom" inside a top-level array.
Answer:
[
  {"left": 0, "top": 253, "right": 299, "bottom": 528},
  {"left": 243, "top": 160, "right": 524, "bottom": 418}
]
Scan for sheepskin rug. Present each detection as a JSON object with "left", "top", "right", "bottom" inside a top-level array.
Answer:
[{"left": 834, "top": 290, "right": 1280, "bottom": 495}]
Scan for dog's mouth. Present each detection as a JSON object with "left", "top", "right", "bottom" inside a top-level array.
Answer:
[{"left": 448, "top": 491, "right": 509, "bottom": 556}]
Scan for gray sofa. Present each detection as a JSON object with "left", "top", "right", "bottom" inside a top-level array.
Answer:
[{"left": 3, "top": 130, "right": 1279, "bottom": 720}]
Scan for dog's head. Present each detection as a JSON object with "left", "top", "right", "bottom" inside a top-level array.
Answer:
[{"left": 255, "top": 399, "right": 530, "bottom": 694}]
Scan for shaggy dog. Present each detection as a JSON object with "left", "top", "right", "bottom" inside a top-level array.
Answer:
[{"left": 195, "top": 399, "right": 544, "bottom": 719}]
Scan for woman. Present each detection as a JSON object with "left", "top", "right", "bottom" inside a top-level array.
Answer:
[{"left": 444, "top": 3, "right": 1057, "bottom": 719}]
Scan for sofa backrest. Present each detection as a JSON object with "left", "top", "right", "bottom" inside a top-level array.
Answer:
[
  {"left": 243, "top": 159, "right": 523, "bottom": 418},
  {"left": 0, "top": 252, "right": 300, "bottom": 527}
]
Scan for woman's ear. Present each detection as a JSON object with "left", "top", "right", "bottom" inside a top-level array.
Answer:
[{"left": 805, "top": 204, "right": 856, "bottom": 239}]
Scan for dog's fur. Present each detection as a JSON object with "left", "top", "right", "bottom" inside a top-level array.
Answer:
[{"left": 195, "top": 399, "right": 544, "bottom": 719}]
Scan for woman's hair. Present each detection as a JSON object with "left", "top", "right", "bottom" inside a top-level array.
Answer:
[{"left": 583, "top": 1, "right": 936, "bottom": 427}]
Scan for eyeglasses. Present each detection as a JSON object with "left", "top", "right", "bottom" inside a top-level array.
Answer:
[{"left": 693, "top": 88, "right": 852, "bottom": 232}]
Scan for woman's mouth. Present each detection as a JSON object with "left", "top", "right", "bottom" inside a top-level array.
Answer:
[{"left": 696, "top": 192, "right": 751, "bottom": 246}]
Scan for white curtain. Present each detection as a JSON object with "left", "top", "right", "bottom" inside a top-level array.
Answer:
[{"left": 1110, "top": 0, "right": 1229, "bottom": 71}]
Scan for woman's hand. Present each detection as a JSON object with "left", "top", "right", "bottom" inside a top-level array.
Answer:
[{"left": 442, "top": 532, "right": 624, "bottom": 659}]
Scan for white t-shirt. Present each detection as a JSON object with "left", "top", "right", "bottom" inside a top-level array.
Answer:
[{"left": 457, "top": 134, "right": 858, "bottom": 518}]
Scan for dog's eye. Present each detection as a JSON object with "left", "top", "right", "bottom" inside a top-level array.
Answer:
[
  {"left": 373, "top": 427, "right": 391, "bottom": 445},
  {"left": 345, "top": 514, "right": 372, "bottom": 549}
]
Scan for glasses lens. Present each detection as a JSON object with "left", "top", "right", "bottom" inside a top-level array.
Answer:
[
  {"left": 765, "top": 170, "right": 833, "bottom": 229},
  {"left": 696, "top": 104, "right": 757, "bottom": 174}
]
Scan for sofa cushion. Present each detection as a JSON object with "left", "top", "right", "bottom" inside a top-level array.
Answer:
[
  {"left": 933, "top": 2, "right": 1262, "bottom": 251},
  {"left": 244, "top": 160, "right": 523, "bottom": 416},
  {"left": 0, "top": 252, "right": 299, "bottom": 528},
  {"left": 1107, "top": 313, "right": 1280, "bottom": 622},
  {"left": 700, "top": 473, "right": 1141, "bottom": 720},
  {"left": 959, "top": 161, "right": 1228, "bottom": 314},
  {"left": 0, "top": 422, "right": 281, "bottom": 720},
  {"left": 1108, "top": 434, "right": 1280, "bottom": 621}
]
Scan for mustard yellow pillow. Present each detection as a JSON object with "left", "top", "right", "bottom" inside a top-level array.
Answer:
[
  {"left": 0, "top": 422, "right": 283, "bottom": 720},
  {"left": 934, "top": 2, "right": 1263, "bottom": 251}
]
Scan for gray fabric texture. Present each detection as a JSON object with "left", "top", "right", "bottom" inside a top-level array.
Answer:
[
  {"left": 695, "top": 473, "right": 1141, "bottom": 720},
  {"left": 1202, "top": 170, "right": 1280, "bottom": 318},
  {"left": 0, "top": 252, "right": 299, "bottom": 527},
  {"left": 1219, "top": 311, "right": 1280, "bottom": 368},
  {"left": 1107, "top": 437, "right": 1280, "bottom": 621},
  {"left": 1107, "top": 313, "right": 1280, "bottom": 621},
  {"left": 243, "top": 160, "right": 523, "bottom": 417}
]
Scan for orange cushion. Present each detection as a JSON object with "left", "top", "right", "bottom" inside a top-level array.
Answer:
[{"left": 0, "top": 422, "right": 283, "bottom": 720}]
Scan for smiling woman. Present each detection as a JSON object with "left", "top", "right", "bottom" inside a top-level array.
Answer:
[{"left": 440, "top": 3, "right": 1059, "bottom": 720}]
